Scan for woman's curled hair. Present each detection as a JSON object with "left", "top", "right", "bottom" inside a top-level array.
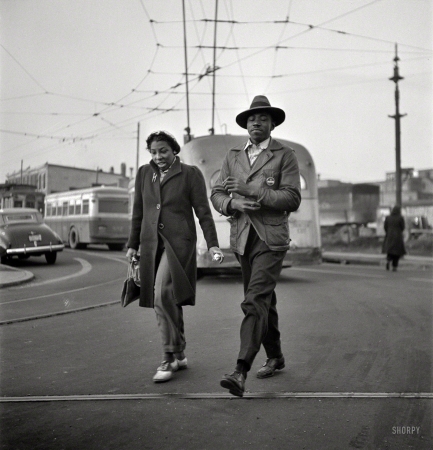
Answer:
[{"left": 146, "top": 131, "right": 181, "bottom": 155}]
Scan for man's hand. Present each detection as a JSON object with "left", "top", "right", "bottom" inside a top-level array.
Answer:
[
  {"left": 223, "top": 177, "right": 257, "bottom": 197},
  {"left": 230, "top": 198, "right": 261, "bottom": 213}
]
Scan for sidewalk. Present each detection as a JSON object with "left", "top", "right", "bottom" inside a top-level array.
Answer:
[
  {"left": 1, "top": 252, "right": 431, "bottom": 288},
  {"left": 0, "top": 264, "right": 34, "bottom": 288},
  {"left": 322, "top": 251, "right": 433, "bottom": 268}
]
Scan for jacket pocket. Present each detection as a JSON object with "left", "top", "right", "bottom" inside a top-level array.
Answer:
[{"left": 262, "top": 214, "right": 289, "bottom": 246}]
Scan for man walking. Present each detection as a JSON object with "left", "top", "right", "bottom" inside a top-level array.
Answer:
[{"left": 211, "top": 95, "right": 301, "bottom": 397}]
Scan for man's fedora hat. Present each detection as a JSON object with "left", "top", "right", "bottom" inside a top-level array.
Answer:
[{"left": 236, "top": 95, "right": 285, "bottom": 129}]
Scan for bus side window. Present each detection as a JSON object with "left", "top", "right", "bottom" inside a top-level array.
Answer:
[
  {"left": 62, "top": 202, "right": 68, "bottom": 216},
  {"left": 82, "top": 199, "right": 89, "bottom": 215},
  {"left": 46, "top": 203, "right": 52, "bottom": 216},
  {"left": 69, "top": 201, "right": 75, "bottom": 215},
  {"left": 76, "top": 202, "right": 82, "bottom": 215}
]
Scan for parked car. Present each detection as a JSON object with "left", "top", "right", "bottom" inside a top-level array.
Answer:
[{"left": 0, "top": 208, "right": 64, "bottom": 264}]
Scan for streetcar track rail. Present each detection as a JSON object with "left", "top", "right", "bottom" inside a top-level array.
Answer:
[{"left": 1, "top": 392, "right": 432, "bottom": 402}]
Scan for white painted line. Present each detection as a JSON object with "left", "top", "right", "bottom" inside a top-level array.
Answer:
[
  {"left": 70, "top": 249, "right": 128, "bottom": 265},
  {"left": 25, "top": 257, "right": 92, "bottom": 287},
  {"left": 1, "top": 392, "right": 432, "bottom": 402}
]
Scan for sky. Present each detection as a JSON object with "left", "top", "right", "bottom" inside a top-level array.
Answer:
[{"left": 1, "top": 0, "right": 432, "bottom": 184}]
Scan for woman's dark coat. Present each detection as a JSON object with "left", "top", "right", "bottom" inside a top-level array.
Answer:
[
  {"left": 382, "top": 211, "right": 406, "bottom": 256},
  {"left": 127, "top": 158, "right": 219, "bottom": 308}
]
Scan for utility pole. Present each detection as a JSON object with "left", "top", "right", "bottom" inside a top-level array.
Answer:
[
  {"left": 210, "top": 0, "right": 218, "bottom": 135},
  {"left": 388, "top": 44, "right": 406, "bottom": 207},
  {"left": 136, "top": 122, "right": 140, "bottom": 176},
  {"left": 182, "top": 0, "right": 191, "bottom": 143}
]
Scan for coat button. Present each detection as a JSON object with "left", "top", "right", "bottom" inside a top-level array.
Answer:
[
  {"left": 156, "top": 204, "right": 160, "bottom": 209},
  {"left": 158, "top": 223, "right": 164, "bottom": 229}
]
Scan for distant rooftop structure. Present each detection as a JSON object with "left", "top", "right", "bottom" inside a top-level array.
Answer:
[{"left": 5, "top": 162, "right": 130, "bottom": 195}]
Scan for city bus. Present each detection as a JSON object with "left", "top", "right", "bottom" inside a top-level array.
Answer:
[
  {"left": 44, "top": 186, "right": 129, "bottom": 250},
  {"left": 129, "top": 134, "right": 321, "bottom": 268}
]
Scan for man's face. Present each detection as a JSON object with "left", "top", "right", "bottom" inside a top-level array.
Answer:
[{"left": 246, "top": 112, "right": 275, "bottom": 144}]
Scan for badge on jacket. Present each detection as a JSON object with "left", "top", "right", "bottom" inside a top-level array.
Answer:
[{"left": 266, "top": 177, "right": 275, "bottom": 186}]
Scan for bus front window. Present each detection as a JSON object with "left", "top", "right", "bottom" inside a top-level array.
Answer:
[{"left": 98, "top": 199, "right": 128, "bottom": 214}]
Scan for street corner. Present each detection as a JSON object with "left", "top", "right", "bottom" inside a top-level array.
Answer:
[{"left": 0, "top": 264, "right": 34, "bottom": 288}]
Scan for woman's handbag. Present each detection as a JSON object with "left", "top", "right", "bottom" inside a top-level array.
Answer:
[{"left": 121, "top": 256, "right": 140, "bottom": 307}]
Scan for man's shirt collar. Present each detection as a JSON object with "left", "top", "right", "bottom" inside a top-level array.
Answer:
[{"left": 243, "top": 136, "right": 271, "bottom": 151}]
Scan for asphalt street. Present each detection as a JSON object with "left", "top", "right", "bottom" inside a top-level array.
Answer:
[{"left": 0, "top": 248, "right": 432, "bottom": 449}]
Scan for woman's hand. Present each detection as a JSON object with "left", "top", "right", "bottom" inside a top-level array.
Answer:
[
  {"left": 209, "top": 246, "right": 224, "bottom": 264},
  {"left": 126, "top": 247, "right": 138, "bottom": 263}
]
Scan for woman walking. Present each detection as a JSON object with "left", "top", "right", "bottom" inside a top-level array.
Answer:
[
  {"left": 126, "top": 131, "right": 223, "bottom": 382},
  {"left": 382, "top": 205, "right": 406, "bottom": 271}
]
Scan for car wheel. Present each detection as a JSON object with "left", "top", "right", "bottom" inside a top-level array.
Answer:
[
  {"left": 45, "top": 252, "right": 57, "bottom": 264},
  {"left": 69, "top": 227, "right": 80, "bottom": 249},
  {"left": 1, "top": 255, "right": 8, "bottom": 264}
]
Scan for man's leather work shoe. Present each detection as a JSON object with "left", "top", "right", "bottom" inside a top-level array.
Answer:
[
  {"left": 220, "top": 371, "right": 246, "bottom": 397},
  {"left": 256, "top": 356, "right": 285, "bottom": 379}
]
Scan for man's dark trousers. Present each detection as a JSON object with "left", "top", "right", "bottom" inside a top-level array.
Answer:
[{"left": 235, "top": 226, "right": 286, "bottom": 370}]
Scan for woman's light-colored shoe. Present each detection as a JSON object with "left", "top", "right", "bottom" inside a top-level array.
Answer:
[
  {"left": 170, "top": 358, "right": 187, "bottom": 372},
  {"left": 177, "top": 357, "right": 188, "bottom": 370},
  {"left": 153, "top": 361, "right": 174, "bottom": 383}
]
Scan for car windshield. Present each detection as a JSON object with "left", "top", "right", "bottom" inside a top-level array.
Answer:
[{"left": 1, "top": 213, "right": 40, "bottom": 224}]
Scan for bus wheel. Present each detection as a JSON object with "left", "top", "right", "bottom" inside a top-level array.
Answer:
[
  {"left": 69, "top": 228, "right": 80, "bottom": 249},
  {"left": 45, "top": 252, "right": 57, "bottom": 265},
  {"left": 108, "top": 243, "right": 125, "bottom": 251}
]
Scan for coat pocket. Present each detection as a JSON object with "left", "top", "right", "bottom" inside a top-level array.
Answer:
[{"left": 262, "top": 214, "right": 289, "bottom": 246}]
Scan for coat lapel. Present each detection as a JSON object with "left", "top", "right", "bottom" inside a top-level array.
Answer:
[
  {"left": 233, "top": 143, "right": 251, "bottom": 176},
  {"left": 160, "top": 157, "right": 181, "bottom": 186},
  {"left": 249, "top": 148, "right": 273, "bottom": 178},
  {"left": 150, "top": 157, "right": 182, "bottom": 188},
  {"left": 248, "top": 138, "right": 282, "bottom": 177},
  {"left": 148, "top": 161, "right": 161, "bottom": 201}
]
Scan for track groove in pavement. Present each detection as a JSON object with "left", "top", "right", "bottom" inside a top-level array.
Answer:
[{"left": 1, "top": 392, "right": 433, "bottom": 402}]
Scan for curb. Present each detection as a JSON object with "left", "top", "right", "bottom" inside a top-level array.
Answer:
[
  {"left": 322, "top": 252, "right": 433, "bottom": 268},
  {"left": 0, "top": 266, "right": 35, "bottom": 288}
]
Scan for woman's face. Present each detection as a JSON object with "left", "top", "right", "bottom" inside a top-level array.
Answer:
[{"left": 149, "top": 140, "right": 176, "bottom": 171}]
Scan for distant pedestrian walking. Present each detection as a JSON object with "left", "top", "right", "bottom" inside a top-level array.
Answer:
[{"left": 382, "top": 205, "right": 406, "bottom": 271}]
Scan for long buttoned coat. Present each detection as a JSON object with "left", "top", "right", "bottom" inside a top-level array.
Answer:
[
  {"left": 127, "top": 158, "right": 219, "bottom": 308},
  {"left": 382, "top": 212, "right": 406, "bottom": 256},
  {"left": 211, "top": 138, "right": 301, "bottom": 255}
]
